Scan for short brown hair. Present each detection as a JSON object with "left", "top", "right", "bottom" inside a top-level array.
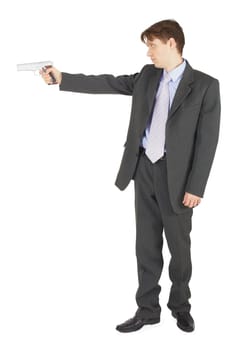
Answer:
[{"left": 140, "top": 19, "right": 185, "bottom": 54}]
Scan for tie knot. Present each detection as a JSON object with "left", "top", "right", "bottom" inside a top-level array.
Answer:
[{"left": 163, "top": 72, "right": 171, "bottom": 84}]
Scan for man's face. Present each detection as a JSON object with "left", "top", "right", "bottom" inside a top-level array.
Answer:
[{"left": 146, "top": 37, "right": 173, "bottom": 68}]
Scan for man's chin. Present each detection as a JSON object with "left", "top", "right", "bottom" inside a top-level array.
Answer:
[
  {"left": 152, "top": 61, "right": 160, "bottom": 68},
  {"left": 153, "top": 62, "right": 164, "bottom": 69}
]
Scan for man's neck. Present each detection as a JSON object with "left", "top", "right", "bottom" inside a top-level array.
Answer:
[{"left": 165, "top": 57, "right": 184, "bottom": 72}]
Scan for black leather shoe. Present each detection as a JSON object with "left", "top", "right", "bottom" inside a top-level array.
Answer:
[
  {"left": 172, "top": 311, "right": 195, "bottom": 332},
  {"left": 116, "top": 315, "right": 160, "bottom": 333}
]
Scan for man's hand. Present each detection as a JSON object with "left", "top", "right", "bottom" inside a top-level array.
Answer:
[
  {"left": 39, "top": 66, "right": 62, "bottom": 85},
  {"left": 182, "top": 192, "right": 202, "bottom": 208}
]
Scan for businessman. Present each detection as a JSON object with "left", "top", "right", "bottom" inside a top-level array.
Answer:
[{"left": 41, "top": 19, "right": 221, "bottom": 333}]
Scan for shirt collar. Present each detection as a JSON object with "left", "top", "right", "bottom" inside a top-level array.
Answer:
[{"left": 163, "top": 58, "right": 186, "bottom": 83}]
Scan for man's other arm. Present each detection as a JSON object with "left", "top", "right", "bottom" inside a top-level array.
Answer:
[{"left": 185, "top": 78, "right": 221, "bottom": 198}]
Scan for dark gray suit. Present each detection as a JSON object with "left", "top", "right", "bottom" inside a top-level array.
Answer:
[
  {"left": 60, "top": 62, "right": 220, "bottom": 213},
  {"left": 59, "top": 61, "right": 220, "bottom": 317}
]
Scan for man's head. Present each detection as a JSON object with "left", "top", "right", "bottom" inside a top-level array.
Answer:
[{"left": 141, "top": 20, "right": 185, "bottom": 70}]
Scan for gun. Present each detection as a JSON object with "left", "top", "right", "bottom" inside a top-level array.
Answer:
[{"left": 16, "top": 60, "right": 57, "bottom": 84}]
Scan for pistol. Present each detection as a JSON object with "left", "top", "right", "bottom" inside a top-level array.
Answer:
[{"left": 16, "top": 60, "right": 57, "bottom": 84}]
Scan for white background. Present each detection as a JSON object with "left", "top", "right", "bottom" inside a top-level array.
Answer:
[{"left": 0, "top": 0, "right": 232, "bottom": 349}]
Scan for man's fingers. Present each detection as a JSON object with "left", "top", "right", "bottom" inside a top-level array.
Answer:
[
  {"left": 44, "top": 67, "right": 53, "bottom": 74},
  {"left": 40, "top": 66, "right": 61, "bottom": 85},
  {"left": 40, "top": 68, "right": 54, "bottom": 84},
  {"left": 183, "top": 193, "right": 201, "bottom": 208}
]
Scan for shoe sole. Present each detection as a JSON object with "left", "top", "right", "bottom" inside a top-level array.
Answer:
[{"left": 177, "top": 324, "right": 194, "bottom": 332}]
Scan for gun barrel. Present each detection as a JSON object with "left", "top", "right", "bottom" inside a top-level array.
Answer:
[{"left": 16, "top": 61, "right": 53, "bottom": 71}]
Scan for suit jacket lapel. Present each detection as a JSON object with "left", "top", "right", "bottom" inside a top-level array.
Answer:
[
  {"left": 168, "top": 61, "right": 194, "bottom": 120},
  {"left": 147, "top": 68, "right": 163, "bottom": 115}
]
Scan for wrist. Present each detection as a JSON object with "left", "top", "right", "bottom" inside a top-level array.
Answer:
[{"left": 58, "top": 72, "right": 62, "bottom": 85}]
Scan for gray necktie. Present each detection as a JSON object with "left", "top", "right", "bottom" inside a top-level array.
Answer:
[{"left": 145, "top": 72, "right": 171, "bottom": 163}]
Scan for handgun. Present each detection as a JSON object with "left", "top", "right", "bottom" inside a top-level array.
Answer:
[{"left": 16, "top": 60, "right": 57, "bottom": 84}]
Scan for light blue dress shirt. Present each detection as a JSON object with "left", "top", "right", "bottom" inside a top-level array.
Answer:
[{"left": 142, "top": 59, "right": 187, "bottom": 150}]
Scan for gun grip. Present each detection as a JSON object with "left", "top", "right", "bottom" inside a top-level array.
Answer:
[{"left": 44, "top": 65, "right": 57, "bottom": 84}]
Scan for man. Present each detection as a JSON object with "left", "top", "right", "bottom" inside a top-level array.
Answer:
[{"left": 41, "top": 19, "right": 221, "bottom": 333}]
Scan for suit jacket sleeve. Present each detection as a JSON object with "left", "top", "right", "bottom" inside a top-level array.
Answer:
[
  {"left": 185, "top": 78, "right": 221, "bottom": 197},
  {"left": 59, "top": 71, "right": 140, "bottom": 95}
]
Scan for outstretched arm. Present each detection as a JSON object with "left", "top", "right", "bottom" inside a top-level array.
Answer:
[
  {"left": 59, "top": 72, "right": 139, "bottom": 95},
  {"left": 41, "top": 66, "right": 140, "bottom": 96}
]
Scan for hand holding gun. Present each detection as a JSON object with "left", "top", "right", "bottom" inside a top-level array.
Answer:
[
  {"left": 16, "top": 61, "right": 62, "bottom": 85},
  {"left": 40, "top": 65, "right": 62, "bottom": 85}
]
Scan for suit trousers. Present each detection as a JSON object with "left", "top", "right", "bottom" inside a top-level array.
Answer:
[{"left": 133, "top": 148, "right": 193, "bottom": 319}]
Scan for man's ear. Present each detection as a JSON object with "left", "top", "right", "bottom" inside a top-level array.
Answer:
[{"left": 169, "top": 37, "right": 177, "bottom": 50}]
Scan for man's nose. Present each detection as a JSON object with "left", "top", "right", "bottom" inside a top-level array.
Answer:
[{"left": 147, "top": 49, "right": 152, "bottom": 57}]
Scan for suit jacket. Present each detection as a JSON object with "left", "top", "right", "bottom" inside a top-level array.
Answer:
[{"left": 59, "top": 61, "right": 221, "bottom": 214}]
